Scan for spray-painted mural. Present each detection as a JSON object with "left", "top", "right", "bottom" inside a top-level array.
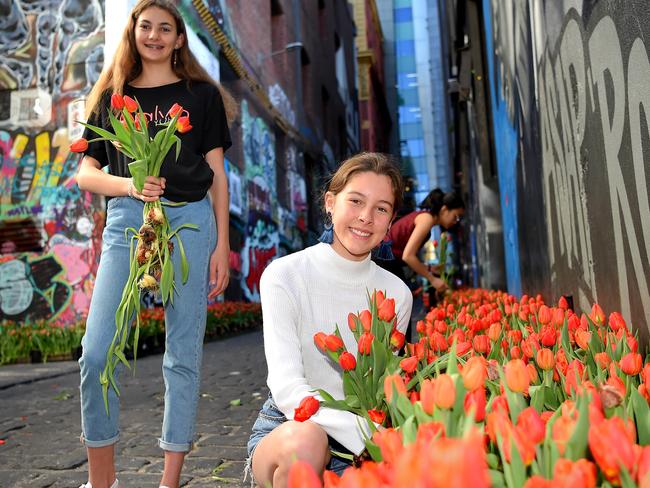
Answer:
[
  {"left": 0, "top": 1, "right": 105, "bottom": 324},
  {"left": 482, "top": 0, "right": 650, "bottom": 342}
]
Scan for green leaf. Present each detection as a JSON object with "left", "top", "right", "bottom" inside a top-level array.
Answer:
[
  {"left": 128, "top": 159, "right": 148, "bottom": 191},
  {"left": 345, "top": 395, "right": 361, "bottom": 409},
  {"left": 565, "top": 394, "right": 589, "bottom": 460},
  {"left": 229, "top": 398, "right": 241, "bottom": 407},
  {"left": 631, "top": 387, "right": 650, "bottom": 444},
  {"left": 114, "top": 349, "right": 131, "bottom": 370},
  {"left": 76, "top": 121, "right": 120, "bottom": 142},
  {"left": 160, "top": 254, "right": 173, "bottom": 304},
  {"left": 175, "top": 234, "right": 190, "bottom": 284}
]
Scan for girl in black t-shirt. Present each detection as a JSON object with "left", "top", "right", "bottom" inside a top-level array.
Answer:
[{"left": 75, "top": 2, "right": 233, "bottom": 487}]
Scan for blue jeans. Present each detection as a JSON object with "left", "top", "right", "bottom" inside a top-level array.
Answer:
[
  {"left": 245, "top": 394, "right": 353, "bottom": 482},
  {"left": 79, "top": 196, "right": 216, "bottom": 452}
]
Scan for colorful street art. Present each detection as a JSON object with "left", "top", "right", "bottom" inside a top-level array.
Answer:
[
  {"left": 240, "top": 212, "right": 278, "bottom": 302},
  {"left": 0, "top": 1, "right": 105, "bottom": 325}
]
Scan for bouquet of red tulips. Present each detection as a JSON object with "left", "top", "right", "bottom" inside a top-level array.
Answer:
[{"left": 71, "top": 93, "right": 194, "bottom": 414}]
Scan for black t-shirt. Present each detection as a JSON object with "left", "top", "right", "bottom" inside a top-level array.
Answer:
[{"left": 83, "top": 80, "right": 231, "bottom": 202}]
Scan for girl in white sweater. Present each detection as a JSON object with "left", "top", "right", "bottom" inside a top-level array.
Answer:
[{"left": 245, "top": 153, "right": 413, "bottom": 487}]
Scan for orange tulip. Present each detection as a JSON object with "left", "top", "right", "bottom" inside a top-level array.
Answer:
[
  {"left": 324, "top": 334, "right": 344, "bottom": 352},
  {"left": 176, "top": 115, "right": 193, "bottom": 133},
  {"left": 69, "top": 138, "right": 89, "bottom": 153},
  {"left": 553, "top": 458, "right": 597, "bottom": 488},
  {"left": 123, "top": 95, "right": 138, "bottom": 112},
  {"left": 637, "top": 445, "right": 650, "bottom": 487},
  {"left": 608, "top": 311, "right": 627, "bottom": 332},
  {"left": 433, "top": 374, "right": 456, "bottom": 409},
  {"left": 462, "top": 356, "right": 487, "bottom": 391},
  {"left": 588, "top": 416, "right": 637, "bottom": 484},
  {"left": 505, "top": 359, "right": 530, "bottom": 393},
  {"left": 594, "top": 351, "right": 612, "bottom": 369},
  {"left": 347, "top": 313, "right": 357, "bottom": 332},
  {"left": 390, "top": 330, "right": 405, "bottom": 350},
  {"left": 377, "top": 297, "right": 396, "bottom": 322},
  {"left": 590, "top": 303, "right": 605, "bottom": 326},
  {"left": 538, "top": 305, "right": 552, "bottom": 325},
  {"left": 552, "top": 415, "right": 576, "bottom": 456},
  {"left": 536, "top": 348, "right": 555, "bottom": 371},
  {"left": 313, "top": 332, "right": 328, "bottom": 352},
  {"left": 575, "top": 329, "right": 591, "bottom": 350},
  {"left": 357, "top": 332, "right": 373, "bottom": 355},
  {"left": 372, "top": 427, "right": 403, "bottom": 464},
  {"left": 367, "top": 409, "right": 386, "bottom": 425},
  {"left": 287, "top": 459, "right": 321, "bottom": 488},
  {"left": 399, "top": 355, "right": 418, "bottom": 374},
  {"left": 420, "top": 378, "right": 436, "bottom": 414},
  {"left": 620, "top": 352, "right": 643, "bottom": 375},
  {"left": 167, "top": 102, "right": 183, "bottom": 117},
  {"left": 517, "top": 407, "right": 545, "bottom": 444},
  {"left": 384, "top": 373, "right": 407, "bottom": 403},
  {"left": 323, "top": 470, "right": 341, "bottom": 487},
  {"left": 523, "top": 475, "right": 553, "bottom": 488},
  {"left": 359, "top": 310, "right": 372, "bottom": 331}
]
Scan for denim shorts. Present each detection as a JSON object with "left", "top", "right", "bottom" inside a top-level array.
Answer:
[{"left": 245, "top": 393, "right": 353, "bottom": 482}]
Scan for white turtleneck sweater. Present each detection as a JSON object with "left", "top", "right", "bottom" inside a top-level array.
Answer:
[{"left": 260, "top": 242, "right": 413, "bottom": 455}]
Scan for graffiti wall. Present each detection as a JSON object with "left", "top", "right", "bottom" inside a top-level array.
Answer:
[
  {"left": 482, "top": 0, "right": 650, "bottom": 342},
  {"left": 0, "top": 1, "right": 105, "bottom": 324}
]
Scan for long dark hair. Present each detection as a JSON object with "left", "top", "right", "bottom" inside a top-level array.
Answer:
[
  {"left": 420, "top": 188, "right": 465, "bottom": 216},
  {"left": 85, "top": 0, "right": 236, "bottom": 120}
]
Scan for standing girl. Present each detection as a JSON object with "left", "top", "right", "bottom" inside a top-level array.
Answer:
[
  {"left": 75, "top": 1, "right": 232, "bottom": 487},
  {"left": 245, "top": 153, "right": 413, "bottom": 487}
]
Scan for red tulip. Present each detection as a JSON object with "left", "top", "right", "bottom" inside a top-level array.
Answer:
[
  {"left": 517, "top": 407, "right": 545, "bottom": 444},
  {"left": 553, "top": 458, "right": 597, "bottom": 487},
  {"left": 123, "top": 95, "right": 138, "bottom": 112},
  {"left": 323, "top": 470, "right": 341, "bottom": 488},
  {"left": 523, "top": 476, "right": 553, "bottom": 488},
  {"left": 110, "top": 93, "right": 125, "bottom": 110},
  {"left": 473, "top": 334, "right": 490, "bottom": 354},
  {"left": 176, "top": 115, "right": 193, "bottom": 133},
  {"left": 558, "top": 296, "right": 569, "bottom": 310},
  {"left": 538, "top": 305, "right": 551, "bottom": 325},
  {"left": 167, "top": 102, "right": 183, "bottom": 117},
  {"left": 620, "top": 352, "right": 643, "bottom": 376},
  {"left": 347, "top": 313, "right": 357, "bottom": 332},
  {"left": 390, "top": 330, "right": 405, "bottom": 350},
  {"left": 399, "top": 356, "right": 419, "bottom": 374},
  {"left": 590, "top": 303, "right": 605, "bottom": 326},
  {"left": 588, "top": 416, "right": 636, "bottom": 485},
  {"left": 313, "top": 332, "right": 328, "bottom": 352},
  {"left": 540, "top": 325, "right": 556, "bottom": 347},
  {"left": 594, "top": 351, "right": 612, "bottom": 369},
  {"left": 324, "top": 334, "right": 344, "bottom": 352},
  {"left": 552, "top": 415, "right": 576, "bottom": 456},
  {"left": 69, "top": 138, "right": 89, "bottom": 153},
  {"left": 338, "top": 351, "right": 356, "bottom": 371},
  {"left": 372, "top": 428, "right": 403, "bottom": 464},
  {"left": 294, "top": 396, "right": 320, "bottom": 422},
  {"left": 637, "top": 445, "right": 650, "bottom": 487},
  {"left": 359, "top": 309, "right": 372, "bottom": 331},
  {"left": 287, "top": 459, "right": 321, "bottom": 488},
  {"left": 367, "top": 409, "right": 386, "bottom": 424},
  {"left": 357, "top": 332, "right": 373, "bottom": 355},
  {"left": 463, "top": 387, "right": 486, "bottom": 422},
  {"left": 377, "top": 297, "right": 395, "bottom": 322},
  {"left": 575, "top": 329, "right": 591, "bottom": 350}
]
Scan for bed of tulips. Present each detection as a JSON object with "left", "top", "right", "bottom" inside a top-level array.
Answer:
[{"left": 291, "top": 289, "right": 650, "bottom": 487}]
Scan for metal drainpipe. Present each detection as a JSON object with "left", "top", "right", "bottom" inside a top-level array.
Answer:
[{"left": 292, "top": 0, "right": 304, "bottom": 132}]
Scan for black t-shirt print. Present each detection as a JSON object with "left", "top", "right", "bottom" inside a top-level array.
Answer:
[{"left": 83, "top": 80, "right": 231, "bottom": 202}]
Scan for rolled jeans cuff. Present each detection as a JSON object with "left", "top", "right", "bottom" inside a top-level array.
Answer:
[
  {"left": 158, "top": 438, "right": 192, "bottom": 452},
  {"left": 82, "top": 432, "right": 120, "bottom": 448}
]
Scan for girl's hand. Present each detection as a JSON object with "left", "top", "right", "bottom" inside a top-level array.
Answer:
[
  {"left": 208, "top": 245, "right": 230, "bottom": 299},
  {"left": 430, "top": 276, "right": 448, "bottom": 293},
  {"left": 128, "top": 176, "right": 166, "bottom": 202}
]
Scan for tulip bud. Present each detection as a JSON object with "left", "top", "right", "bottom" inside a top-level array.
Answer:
[
  {"left": 400, "top": 356, "right": 419, "bottom": 374},
  {"left": 359, "top": 310, "right": 372, "bottom": 332},
  {"left": 574, "top": 329, "right": 591, "bottom": 350},
  {"left": 433, "top": 374, "right": 456, "bottom": 409},
  {"left": 420, "top": 378, "right": 435, "bottom": 415},
  {"left": 123, "top": 95, "right": 138, "bottom": 113},
  {"left": 619, "top": 352, "right": 643, "bottom": 376},
  {"left": 110, "top": 93, "right": 125, "bottom": 111},
  {"left": 347, "top": 313, "right": 357, "bottom": 332},
  {"left": 538, "top": 305, "right": 551, "bottom": 325},
  {"left": 313, "top": 332, "right": 328, "bottom": 352},
  {"left": 324, "top": 334, "right": 344, "bottom": 352},
  {"left": 384, "top": 373, "right": 407, "bottom": 403},
  {"left": 505, "top": 359, "right": 530, "bottom": 393},
  {"left": 390, "top": 330, "right": 405, "bottom": 350},
  {"left": 338, "top": 351, "right": 356, "bottom": 371},
  {"left": 377, "top": 297, "right": 396, "bottom": 322},
  {"left": 368, "top": 409, "right": 386, "bottom": 425},
  {"left": 357, "top": 332, "right": 373, "bottom": 355},
  {"left": 294, "top": 396, "right": 320, "bottom": 422},
  {"left": 70, "top": 138, "right": 89, "bottom": 153},
  {"left": 463, "top": 387, "right": 486, "bottom": 422},
  {"left": 462, "top": 356, "right": 487, "bottom": 391},
  {"left": 288, "top": 460, "right": 321, "bottom": 488},
  {"left": 167, "top": 102, "right": 183, "bottom": 117},
  {"left": 517, "top": 407, "right": 545, "bottom": 444},
  {"left": 590, "top": 303, "right": 605, "bottom": 326},
  {"left": 536, "top": 348, "right": 555, "bottom": 371}
]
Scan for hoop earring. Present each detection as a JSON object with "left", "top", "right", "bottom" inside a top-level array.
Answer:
[{"left": 318, "top": 211, "right": 334, "bottom": 244}]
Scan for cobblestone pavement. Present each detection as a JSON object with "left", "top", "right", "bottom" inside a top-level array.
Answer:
[{"left": 0, "top": 330, "right": 268, "bottom": 488}]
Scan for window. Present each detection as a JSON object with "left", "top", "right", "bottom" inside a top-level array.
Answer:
[
  {"left": 399, "top": 122, "right": 423, "bottom": 139},
  {"left": 398, "top": 87, "right": 419, "bottom": 106},
  {"left": 394, "top": 7, "right": 412, "bottom": 22},
  {"left": 397, "top": 55, "right": 416, "bottom": 72},
  {"left": 395, "top": 39, "right": 415, "bottom": 56},
  {"left": 395, "top": 22, "right": 414, "bottom": 39}
]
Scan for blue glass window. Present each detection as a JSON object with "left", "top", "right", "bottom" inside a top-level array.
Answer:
[
  {"left": 394, "top": 7, "right": 412, "bottom": 22},
  {"left": 395, "top": 39, "right": 415, "bottom": 56}
]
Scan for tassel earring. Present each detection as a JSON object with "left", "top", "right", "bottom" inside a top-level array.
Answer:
[
  {"left": 373, "top": 239, "right": 394, "bottom": 260},
  {"left": 318, "top": 211, "right": 334, "bottom": 244},
  {"left": 173, "top": 49, "right": 178, "bottom": 68}
]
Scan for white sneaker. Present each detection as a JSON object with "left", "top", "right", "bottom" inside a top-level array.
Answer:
[{"left": 78, "top": 479, "right": 120, "bottom": 488}]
